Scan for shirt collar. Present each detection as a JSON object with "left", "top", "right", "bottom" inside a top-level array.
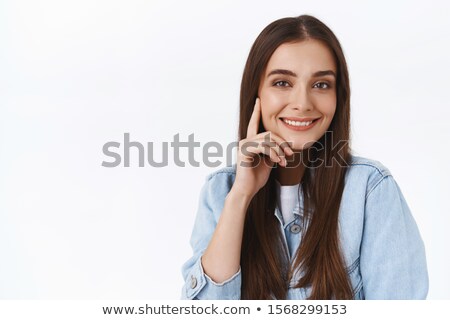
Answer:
[{"left": 273, "top": 184, "right": 304, "bottom": 226}]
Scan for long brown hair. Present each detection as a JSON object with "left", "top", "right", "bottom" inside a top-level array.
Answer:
[{"left": 238, "top": 15, "right": 353, "bottom": 299}]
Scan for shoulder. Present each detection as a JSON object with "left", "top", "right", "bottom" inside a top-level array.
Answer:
[
  {"left": 203, "top": 163, "right": 237, "bottom": 192},
  {"left": 345, "top": 154, "right": 393, "bottom": 197},
  {"left": 205, "top": 163, "right": 237, "bottom": 181},
  {"left": 198, "top": 164, "right": 237, "bottom": 217},
  {"left": 348, "top": 154, "right": 391, "bottom": 176}
]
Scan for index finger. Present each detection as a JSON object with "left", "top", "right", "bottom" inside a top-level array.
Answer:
[{"left": 246, "top": 97, "right": 261, "bottom": 138}]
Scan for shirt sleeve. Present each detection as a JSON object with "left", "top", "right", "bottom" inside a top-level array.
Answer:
[
  {"left": 360, "top": 175, "right": 429, "bottom": 299},
  {"left": 181, "top": 174, "right": 242, "bottom": 300}
]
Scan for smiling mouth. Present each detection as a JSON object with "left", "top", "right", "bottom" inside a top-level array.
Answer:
[{"left": 280, "top": 117, "right": 320, "bottom": 127}]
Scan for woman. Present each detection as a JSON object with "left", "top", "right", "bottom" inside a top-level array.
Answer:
[{"left": 181, "top": 15, "right": 428, "bottom": 300}]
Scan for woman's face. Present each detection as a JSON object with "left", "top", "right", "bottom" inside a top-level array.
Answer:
[{"left": 258, "top": 39, "right": 337, "bottom": 151}]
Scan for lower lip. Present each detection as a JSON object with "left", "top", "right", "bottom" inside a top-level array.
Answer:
[{"left": 280, "top": 118, "right": 319, "bottom": 131}]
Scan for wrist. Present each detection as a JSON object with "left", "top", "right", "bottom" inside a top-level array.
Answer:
[{"left": 227, "top": 187, "right": 254, "bottom": 208}]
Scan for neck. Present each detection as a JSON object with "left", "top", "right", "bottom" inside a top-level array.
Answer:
[{"left": 275, "top": 151, "right": 305, "bottom": 186}]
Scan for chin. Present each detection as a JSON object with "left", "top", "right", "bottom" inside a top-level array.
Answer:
[{"left": 290, "top": 140, "right": 316, "bottom": 151}]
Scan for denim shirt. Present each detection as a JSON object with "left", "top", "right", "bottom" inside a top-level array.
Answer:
[{"left": 181, "top": 155, "right": 429, "bottom": 299}]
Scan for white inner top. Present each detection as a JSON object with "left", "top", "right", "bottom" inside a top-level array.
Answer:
[{"left": 275, "top": 179, "right": 301, "bottom": 226}]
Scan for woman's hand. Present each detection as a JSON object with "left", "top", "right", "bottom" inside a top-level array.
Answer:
[{"left": 231, "top": 98, "right": 294, "bottom": 198}]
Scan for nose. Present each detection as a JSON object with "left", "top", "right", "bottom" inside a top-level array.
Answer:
[{"left": 290, "top": 85, "right": 313, "bottom": 112}]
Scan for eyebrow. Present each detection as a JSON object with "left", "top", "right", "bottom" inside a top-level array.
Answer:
[{"left": 267, "top": 69, "right": 336, "bottom": 78}]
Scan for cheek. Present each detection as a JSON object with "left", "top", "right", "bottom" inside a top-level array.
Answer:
[
  {"left": 262, "top": 90, "right": 287, "bottom": 109},
  {"left": 317, "top": 95, "right": 337, "bottom": 118},
  {"left": 260, "top": 96, "right": 283, "bottom": 126},
  {"left": 326, "top": 105, "right": 337, "bottom": 119},
  {"left": 322, "top": 105, "right": 337, "bottom": 131}
]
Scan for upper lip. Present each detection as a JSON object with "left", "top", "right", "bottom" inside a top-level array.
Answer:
[{"left": 280, "top": 117, "right": 320, "bottom": 122}]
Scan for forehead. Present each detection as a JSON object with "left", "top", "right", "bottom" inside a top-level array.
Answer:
[{"left": 264, "top": 39, "right": 336, "bottom": 76}]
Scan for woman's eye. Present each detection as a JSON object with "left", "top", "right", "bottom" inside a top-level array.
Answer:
[
  {"left": 273, "top": 80, "right": 290, "bottom": 87},
  {"left": 314, "top": 82, "right": 330, "bottom": 89}
]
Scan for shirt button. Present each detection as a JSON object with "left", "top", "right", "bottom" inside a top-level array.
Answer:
[
  {"left": 290, "top": 224, "right": 301, "bottom": 234},
  {"left": 190, "top": 275, "right": 197, "bottom": 289}
]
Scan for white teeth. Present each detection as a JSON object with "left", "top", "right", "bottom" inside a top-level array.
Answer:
[{"left": 283, "top": 119, "right": 313, "bottom": 126}]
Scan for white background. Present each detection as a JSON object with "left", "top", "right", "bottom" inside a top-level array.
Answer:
[{"left": 0, "top": 0, "right": 449, "bottom": 299}]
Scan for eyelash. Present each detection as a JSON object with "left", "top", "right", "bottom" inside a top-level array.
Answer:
[{"left": 273, "top": 80, "right": 332, "bottom": 89}]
